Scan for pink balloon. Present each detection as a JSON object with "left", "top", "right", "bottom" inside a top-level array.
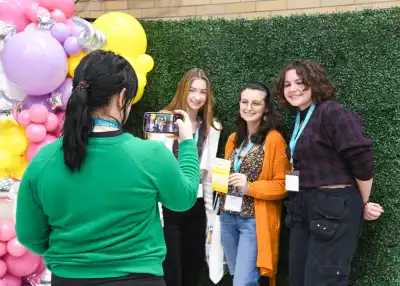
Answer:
[
  {"left": 44, "top": 113, "right": 59, "bottom": 132},
  {"left": 0, "top": 0, "right": 32, "bottom": 32},
  {"left": 26, "top": 123, "right": 47, "bottom": 143},
  {"left": 0, "top": 260, "right": 6, "bottom": 278},
  {"left": 37, "top": 134, "right": 57, "bottom": 149},
  {"left": 24, "top": 2, "right": 39, "bottom": 22},
  {"left": 0, "top": 273, "right": 21, "bottom": 286},
  {"left": 4, "top": 251, "right": 41, "bottom": 277},
  {"left": 6, "top": 238, "right": 27, "bottom": 257},
  {"left": 30, "top": 104, "right": 49, "bottom": 124},
  {"left": 0, "top": 220, "right": 15, "bottom": 242},
  {"left": 0, "top": 242, "right": 7, "bottom": 257},
  {"left": 0, "top": 280, "right": 5, "bottom": 286},
  {"left": 54, "top": 111, "right": 65, "bottom": 137},
  {"left": 17, "top": 110, "right": 31, "bottom": 127},
  {"left": 37, "top": 0, "right": 75, "bottom": 18},
  {"left": 51, "top": 9, "right": 66, "bottom": 23},
  {"left": 25, "top": 142, "right": 39, "bottom": 162}
]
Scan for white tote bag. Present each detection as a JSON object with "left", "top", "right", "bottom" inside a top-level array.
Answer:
[{"left": 205, "top": 195, "right": 226, "bottom": 284}]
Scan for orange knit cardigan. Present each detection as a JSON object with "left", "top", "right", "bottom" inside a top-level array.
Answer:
[{"left": 224, "top": 130, "right": 290, "bottom": 286}]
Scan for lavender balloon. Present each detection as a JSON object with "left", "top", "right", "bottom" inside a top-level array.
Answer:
[
  {"left": 1, "top": 29, "right": 68, "bottom": 96},
  {"left": 50, "top": 77, "right": 73, "bottom": 110},
  {"left": 22, "top": 94, "right": 52, "bottom": 111},
  {"left": 51, "top": 23, "right": 71, "bottom": 44},
  {"left": 63, "top": 36, "right": 82, "bottom": 56}
]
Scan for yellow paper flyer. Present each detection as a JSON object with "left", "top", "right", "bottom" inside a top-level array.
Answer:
[{"left": 212, "top": 158, "right": 231, "bottom": 194}]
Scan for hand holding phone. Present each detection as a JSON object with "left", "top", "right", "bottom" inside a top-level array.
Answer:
[{"left": 173, "top": 110, "right": 193, "bottom": 143}]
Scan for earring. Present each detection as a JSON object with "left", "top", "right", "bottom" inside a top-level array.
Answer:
[{"left": 263, "top": 113, "right": 268, "bottom": 121}]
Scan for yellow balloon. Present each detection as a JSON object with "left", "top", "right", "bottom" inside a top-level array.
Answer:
[
  {"left": 5, "top": 134, "right": 28, "bottom": 155},
  {"left": 135, "top": 54, "right": 154, "bottom": 74},
  {"left": 9, "top": 157, "right": 27, "bottom": 180},
  {"left": 0, "top": 169, "right": 9, "bottom": 179},
  {"left": 0, "top": 150, "right": 12, "bottom": 169},
  {"left": 93, "top": 12, "right": 147, "bottom": 59},
  {"left": 132, "top": 73, "right": 147, "bottom": 104},
  {"left": 68, "top": 52, "right": 87, "bottom": 78}
]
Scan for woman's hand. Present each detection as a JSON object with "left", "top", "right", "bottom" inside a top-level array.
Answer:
[
  {"left": 174, "top": 110, "right": 193, "bottom": 143},
  {"left": 228, "top": 173, "right": 248, "bottom": 196},
  {"left": 364, "top": 202, "right": 384, "bottom": 220}
]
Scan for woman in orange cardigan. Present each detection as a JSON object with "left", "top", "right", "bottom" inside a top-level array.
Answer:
[{"left": 219, "top": 82, "right": 290, "bottom": 286}]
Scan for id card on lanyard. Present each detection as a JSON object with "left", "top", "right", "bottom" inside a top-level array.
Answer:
[
  {"left": 286, "top": 104, "right": 316, "bottom": 192},
  {"left": 224, "top": 140, "right": 254, "bottom": 212}
]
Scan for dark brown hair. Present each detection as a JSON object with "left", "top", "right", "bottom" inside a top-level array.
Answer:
[
  {"left": 274, "top": 60, "right": 338, "bottom": 110},
  {"left": 234, "top": 82, "right": 284, "bottom": 148}
]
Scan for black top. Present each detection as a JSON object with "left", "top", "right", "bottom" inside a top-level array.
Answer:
[{"left": 289, "top": 100, "right": 373, "bottom": 188}]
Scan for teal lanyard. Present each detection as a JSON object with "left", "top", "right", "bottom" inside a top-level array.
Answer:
[
  {"left": 93, "top": 118, "right": 121, "bottom": 129},
  {"left": 234, "top": 140, "right": 254, "bottom": 173},
  {"left": 289, "top": 104, "right": 316, "bottom": 165},
  {"left": 194, "top": 126, "right": 199, "bottom": 144}
]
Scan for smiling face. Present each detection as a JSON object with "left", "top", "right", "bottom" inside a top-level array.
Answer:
[
  {"left": 186, "top": 78, "right": 208, "bottom": 112},
  {"left": 283, "top": 69, "right": 313, "bottom": 110},
  {"left": 239, "top": 88, "right": 267, "bottom": 124}
]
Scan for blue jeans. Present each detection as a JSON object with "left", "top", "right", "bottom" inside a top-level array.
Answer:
[{"left": 220, "top": 212, "right": 259, "bottom": 286}]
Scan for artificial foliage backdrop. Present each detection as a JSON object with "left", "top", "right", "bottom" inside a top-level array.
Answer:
[{"left": 124, "top": 7, "right": 400, "bottom": 285}]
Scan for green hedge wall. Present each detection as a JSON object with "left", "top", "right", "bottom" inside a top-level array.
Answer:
[{"left": 125, "top": 7, "right": 400, "bottom": 285}]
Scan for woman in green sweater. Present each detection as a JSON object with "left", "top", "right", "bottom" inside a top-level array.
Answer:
[{"left": 15, "top": 50, "right": 200, "bottom": 286}]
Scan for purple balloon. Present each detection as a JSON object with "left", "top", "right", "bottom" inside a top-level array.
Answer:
[
  {"left": 51, "top": 23, "right": 71, "bottom": 44},
  {"left": 1, "top": 29, "right": 68, "bottom": 96},
  {"left": 22, "top": 94, "right": 52, "bottom": 111},
  {"left": 50, "top": 77, "right": 73, "bottom": 110},
  {"left": 63, "top": 36, "right": 82, "bottom": 56}
]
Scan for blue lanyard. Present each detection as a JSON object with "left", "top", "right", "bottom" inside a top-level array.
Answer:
[
  {"left": 193, "top": 117, "right": 200, "bottom": 144},
  {"left": 234, "top": 140, "right": 254, "bottom": 173},
  {"left": 289, "top": 104, "right": 316, "bottom": 164},
  {"left": 93, "top": 118, "right": 121, "bottom": 129}
]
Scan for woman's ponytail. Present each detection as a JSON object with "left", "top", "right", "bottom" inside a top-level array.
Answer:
[{"left": 62, "top": 85, "right": 92, "bottom": 171}]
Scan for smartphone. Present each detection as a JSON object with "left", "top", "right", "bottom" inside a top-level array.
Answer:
[{"left": 143, "top": 112, "right": 184, "bottom": 133}]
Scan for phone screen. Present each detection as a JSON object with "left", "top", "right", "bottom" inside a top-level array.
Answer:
[{"left": 143, "top": 112, "right": 184, "bottom": 133}]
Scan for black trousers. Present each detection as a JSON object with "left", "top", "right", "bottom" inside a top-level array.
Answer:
[
  {"left": 285, "top": 185, "right": 363, "bottom": 286},
  {"left": 162, "top": 198, "right": 207, "bottom": 286},
  {"left": 51, "top": 273, "right": 165, "bottom": 286}
]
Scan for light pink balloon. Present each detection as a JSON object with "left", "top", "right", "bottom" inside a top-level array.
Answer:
[
  {"left": 51, "top": 9, "right": 66, "bottom": 23},
  {"left": 0, "top": 220, "right": 15, "bottom": 242},
  {"left": 25, "top": 142, "right": 39, "bottom": 162},
  {"left": 44, "top": 112, "right": 59, "bottom": 132},
  {"left": 17, "top": 110, "right": 31, "bottom": 127},
  {"left": 37, "top": 0, "right": 75, "bottom": 18},
  {"left": 0, "top": 279, "right": 5, "bottom": 286},
  {"left": 4, "top": 251, "right": 41, "bottom": 277},
  {"left": 0, "top": 260, "right": 6, "bottom": 278},
  {"left": 26, "top": 123, "right": 47, "bottom": 143},
  {"left": 0, "top": 242, "right": 7, "bottom": 257},
  {"left": 6, "top": 238, "right": 27, "bottom": 257},
  {"left": 0, "top": 273, "right": 22, "bottom": 286},
  {"left": 30, "top": 104, "right": 49, "bottom": 124}
]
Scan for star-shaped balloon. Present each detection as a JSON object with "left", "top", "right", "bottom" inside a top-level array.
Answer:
[
  {"left": 0, "top": 89, "right": 18, "bottom": 117},
  {"left": 0, "top": 21, "right": 16, "bottom": 42},
  {"left": 38, "top": 12, "right": 55, "bottom": 30},
  {"left": 0, "top": 178, "right": 14, "bottom": 196}
]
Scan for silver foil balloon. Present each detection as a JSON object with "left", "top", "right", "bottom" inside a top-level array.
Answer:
[
  {"left": 0, "top": 21, "right": 16, "bottom": 42},
  {"left": 72, "top": 16, "right": 106, "bottom": 51},
  {"left": 48, "top": 92, "right": 63, "bottom": 110},
  {"left": 37, "top": 12, "right": 55, "bottom": 30},
  {"left": 0, "top": 89, "right": 18, "bottom": 117},
  {"left": 0, "top": 178, "right": 14, "bottom": 196}
]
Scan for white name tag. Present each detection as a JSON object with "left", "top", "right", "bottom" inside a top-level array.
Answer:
[
  {"left": 224, "top": 195, "right": 243, "bottom": 212},
  {"left": 285, "top": 171, "right": 299, "bottom": 192},
  {"left": 197, "top": 184, "right": 203, "bottom": 198}
]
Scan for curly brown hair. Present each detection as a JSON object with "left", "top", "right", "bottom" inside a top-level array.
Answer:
[{"left": 274, "top": 60, "right": 338, "bottom": 110}]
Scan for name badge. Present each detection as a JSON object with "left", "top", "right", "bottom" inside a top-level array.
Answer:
[
  {"left": 285, "top": 170, "right": 299, "bottom": 192},
  {"left": 224, "top": 195, "right": 243, "bottom": 212},
  {"left": 197, "top": 184, "right": 203, "bottom": 198}
]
